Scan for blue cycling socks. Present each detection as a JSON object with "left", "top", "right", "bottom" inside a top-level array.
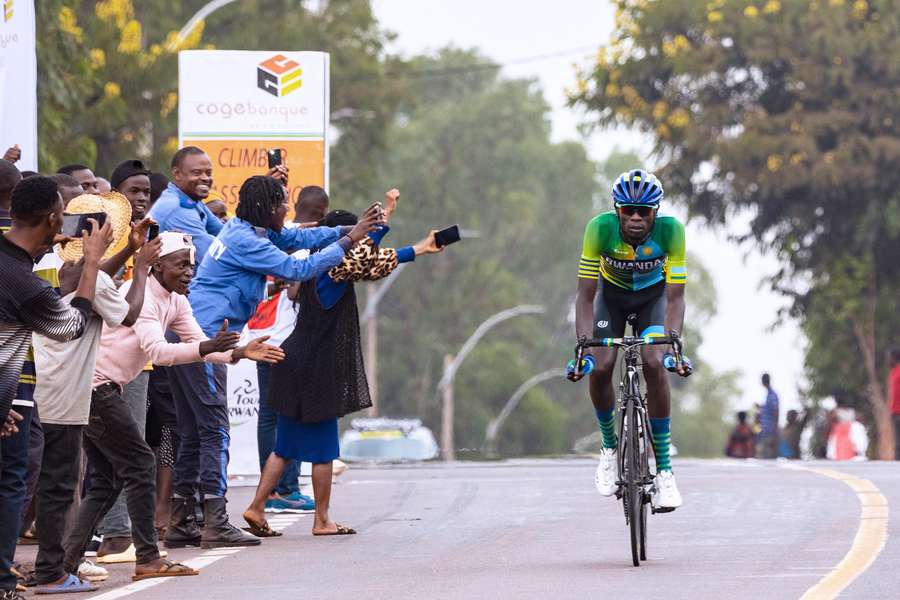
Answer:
[
  {"left": 650, "top": 417, "right": 672, "bottom": 472},
  {"left": 595, "top": 407, "right": 617, "bottom": 449}
]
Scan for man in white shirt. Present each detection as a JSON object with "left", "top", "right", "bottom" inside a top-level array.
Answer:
[{"left": 32, "top": 195, "right": 159, "bottom": 593}]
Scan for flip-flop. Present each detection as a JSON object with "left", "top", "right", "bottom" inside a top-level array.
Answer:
[
  {"left": 313, "top": 523, "right": 356, "bottom": 536},
  {"left": 34, "top": 573, "right": 98, "bottom": 594},
  {"left": 132, "top": 560, "right": 199, "bottom": 582},
  {"left": 243, "top": 515, "right": 283, "bottom": 538}
]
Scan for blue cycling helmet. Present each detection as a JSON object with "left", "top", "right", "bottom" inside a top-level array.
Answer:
[{"left": 611, "top": 169, "right": 664, "bottom": 207}]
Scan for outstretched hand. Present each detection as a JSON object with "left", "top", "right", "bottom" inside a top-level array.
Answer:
[
  {"left": 383, "top": 188, "right": 400, "bottom": 221},
  {"left": 239, "top": 336, "right": 286, "bottom": 364},
  {"left": 199, "top": 319, "right": 241, "bottom": 356},
  {"left": 81, "top": 219, "right": 114, "bottom": 266},
  {"left": 134, "top": 236, "right": 162, "bottom": 272},
  {"left": 266, "top": 165, "right": 289, "bottom": 186},
  {"left": 347, "top": 202, "right": 385, "bottom": 243},
  {"left": 128, "top": 217, "right": 156, "bottom": 251},
  {"left": 3, "top": 145, "right": 21, "bottom": 164},
  {"left": 413, "top": 230, "right": 443, "bottom": 256}
]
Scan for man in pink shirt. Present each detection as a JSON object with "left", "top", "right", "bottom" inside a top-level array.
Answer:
[{"left": 62, "top": 232, "right": 284, "bottom": 584}]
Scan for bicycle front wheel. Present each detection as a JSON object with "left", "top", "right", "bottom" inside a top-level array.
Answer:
[{"left": 627, "top": 405, "right": 642, "bottom": 567}]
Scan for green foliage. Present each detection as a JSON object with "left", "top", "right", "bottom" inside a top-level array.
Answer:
[
  {"left": 35, "top": 0, "right": 402, "bottom": 204},
  {"left": 369, "top": 48, "right": 600, "bottom": 456},
  {"left": 571, "top": 0, "right": 900, "bottom": 447}
]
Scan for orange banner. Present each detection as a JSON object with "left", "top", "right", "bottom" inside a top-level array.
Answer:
[{"left": 183, "top": 139, "right": 326, "bottom": 216}]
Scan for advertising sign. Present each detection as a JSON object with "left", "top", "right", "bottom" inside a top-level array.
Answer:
[
  {"left": 178, "top": 50, "right": 330, "bottom": 209},
  {"left": 0, "top": 0, "right": 38, "bottom": 171}
]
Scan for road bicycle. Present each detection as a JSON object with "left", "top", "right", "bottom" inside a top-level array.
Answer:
[{"left": 569, "top": 321, "right": 685, "bottom": 566}]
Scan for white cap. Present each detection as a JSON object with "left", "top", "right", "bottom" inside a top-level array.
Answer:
[{"left": 159, "top": 231, "right": 195, "bottom": 263}]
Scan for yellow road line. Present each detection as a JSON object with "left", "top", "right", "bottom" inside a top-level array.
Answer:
[{"left": 783, "top": 465, "right": 889, "bottom": 600}]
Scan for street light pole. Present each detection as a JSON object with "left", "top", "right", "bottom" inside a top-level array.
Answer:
[
  {"left": 360, "top": 264, "right": 407, "bottom": 417},
  {"left": 436, "top": 304, "right": 545, "bottom": 461},
  {"left": 483, "top": 368, "right": 567, "bottom": 458},
  {"left": 173, "top": 0, "right": 240, "bottom": 48}
]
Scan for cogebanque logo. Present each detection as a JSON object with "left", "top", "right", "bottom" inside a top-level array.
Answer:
[
  {"left": 257, "top": 54, "right": 302, "bottom": 98},
  {"left": 3, "top": 0, "right": 13, "bottom": 23}
]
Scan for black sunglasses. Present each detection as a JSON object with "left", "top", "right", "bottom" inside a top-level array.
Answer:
[{"left": 617, "top": 205, "right": 655, "bottom": 218}]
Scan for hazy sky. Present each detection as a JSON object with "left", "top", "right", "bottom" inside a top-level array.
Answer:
[{"left": 372, "top": 0, "right": 806, "bottom": 415}]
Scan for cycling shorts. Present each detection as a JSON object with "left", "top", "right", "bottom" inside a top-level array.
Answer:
[{"left": 593, "top": 279, "right": 667, "bottom": 339}]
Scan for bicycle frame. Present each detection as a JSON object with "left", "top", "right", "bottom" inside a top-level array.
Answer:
[{"left": 572, "top": 330, "right": 682, "bottom": 566}]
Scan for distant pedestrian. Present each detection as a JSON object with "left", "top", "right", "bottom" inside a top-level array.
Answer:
[
  {"left": 779, "top": 409, "right": 809, "bottom": 459},
  {"left": 890, "top": 349, "right": 900, "bottom": 460},
  {"left": 725, "top": 411, "right": 755, "bottom": 459},
  {"left": 757, "top": 373, "right": 779, "bottom": 459},
  {"left": 827, "top": 407, "right": 868, "bottom": 461}
]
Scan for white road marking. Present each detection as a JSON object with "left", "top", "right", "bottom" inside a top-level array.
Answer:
[{"left": 86, "top": 514, "right": 307, "bottom": 599}]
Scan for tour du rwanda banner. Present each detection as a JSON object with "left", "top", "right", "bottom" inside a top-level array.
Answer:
[
  {"left": 178, "top": 50, "right": 330, "bottom": 214},
  {"left": 0, "top": 0, "right": 37, "bottom": 171}
]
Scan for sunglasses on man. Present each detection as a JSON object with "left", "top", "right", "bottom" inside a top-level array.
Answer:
[{"left": 617, "top": 205, "right": 655, "bottom": 218}]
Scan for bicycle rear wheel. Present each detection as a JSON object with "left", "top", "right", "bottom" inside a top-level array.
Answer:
[{"left": 626, "top": 403, "right": 642, "bottom": 567}]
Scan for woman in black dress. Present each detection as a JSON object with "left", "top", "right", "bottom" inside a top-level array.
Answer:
[{"left": 242, "top": 190, "right": 443, "bottom": 536}]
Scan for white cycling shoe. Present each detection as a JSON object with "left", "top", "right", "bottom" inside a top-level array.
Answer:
[
  {"left": 594, "top": 448, "right": 617, "bottom": 496},
  {"left": 651, "top": 470, "right": 683, "bottom": 512}
]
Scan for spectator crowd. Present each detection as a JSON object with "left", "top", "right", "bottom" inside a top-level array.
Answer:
[
  {"left": 724, "top": 371, "right": 884, "bottom": 461},
  {"left": 0, "top": 144, "right": 445, "bottom": 598}
]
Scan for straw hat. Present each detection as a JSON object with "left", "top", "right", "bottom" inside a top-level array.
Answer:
[{"left": 59, "top": 191, "right": 132, "bottom": 262}]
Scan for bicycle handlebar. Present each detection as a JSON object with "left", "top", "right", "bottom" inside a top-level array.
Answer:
[
  {"left": 568, "top": 331, "right": 687, "bottom": 381},
  {"left": 578, "top": 335, "right": 682, "bottom": 350}
]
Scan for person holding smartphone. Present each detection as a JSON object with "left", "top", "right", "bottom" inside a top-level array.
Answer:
[
  {"left": 0, "top": 176, "right": 113, "bottom": 597},
  {"left": 163, "top": 175, "right": 382, "bottom": 550},
  {"left": 242, "top": 188, "right": 446, "bottom": 538}
]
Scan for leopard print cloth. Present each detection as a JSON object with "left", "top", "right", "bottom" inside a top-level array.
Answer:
[{"left": 329, "top": 237, "right": 399, "bottom": 283}]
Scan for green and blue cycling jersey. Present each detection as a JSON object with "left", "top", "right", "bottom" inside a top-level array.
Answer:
[{"left": 578, "top": 211, "right": 687, "bottom": 291}]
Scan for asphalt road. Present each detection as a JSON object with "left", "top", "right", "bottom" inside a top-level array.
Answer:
[{"left": 13, "top": 458, "right": 900, "bottom": 599}]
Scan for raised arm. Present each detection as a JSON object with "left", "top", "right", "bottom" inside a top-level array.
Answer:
[
  {"left": 576, "top": 217, "right": 603, "bottom": 342},
  {"left": 121, "top": 236, "right": 162, "bottom": 327}
]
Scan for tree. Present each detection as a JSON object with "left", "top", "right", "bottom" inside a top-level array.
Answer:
[
  {"left": 571, "top": 0, "right": 900, "bottom": 457},
  {"left": 36, "top": 0, "right": 405, "bottom": 206},
  {"left": 370, "top": 48, "right": 601, "bottom": 456}
]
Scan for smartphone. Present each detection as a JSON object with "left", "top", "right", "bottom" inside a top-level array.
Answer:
[
  {"left": 148, "top": 223, "right": 160, "bottom": 241},
  {"left": 267, "top": 148, "right": 283, "bottom": 169},
  {"left": 61, "top": 212, "right": 107, "bottom": 238},
  {"left": 434, "top": 224, "right": 461, "bottom": 248}
]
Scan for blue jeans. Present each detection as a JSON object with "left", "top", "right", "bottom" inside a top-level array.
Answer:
[
  {"left": 170, "top": 361, "right": 229, "bottom": 498},
  {"left": 0, "top": 404, "right": 33, "bottom": 591},
  {"left": 256, "top": 363, "right": 300, "bottom": 495}
]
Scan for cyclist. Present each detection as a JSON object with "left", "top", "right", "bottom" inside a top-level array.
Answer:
[{"left": 570, "top": 169, "right": 691, "bottom": 511}]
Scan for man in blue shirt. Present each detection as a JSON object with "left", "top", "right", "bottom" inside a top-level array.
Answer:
[
  {"left": 758, "top": 373, "right": 780, "bottom": 459},
  {"left": 148, "top": 147, "right": 222, "bottom": 261},
  {"left": 163, "top": 174, "right": 382, "bottom": 550}
]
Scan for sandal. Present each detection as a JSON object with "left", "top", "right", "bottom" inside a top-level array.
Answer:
[
  {"left": 243, "top": 514, "right": 283, "bottom": 538},
  {"left": 313, "top": 523, "right": 356, "bottom": 536},
  {"left": 132, "top": 560, "right": 199, "bottom": 582},
  {"left": 34, "top": 573, "right": 98, "bottom": 594}
]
